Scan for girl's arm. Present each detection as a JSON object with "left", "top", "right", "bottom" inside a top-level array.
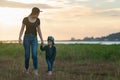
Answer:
[
  {"left": 52, "top": 47, "right": 56, "bottom": 61},
  {"left": 18, "top": 24, "right": 25, "bottom": 44},
  {"left": 37, "top": 25, "right": 44, "bottom": 45},
  {"left": 40, "top": 45, "right": 46, "bottom": 51}
]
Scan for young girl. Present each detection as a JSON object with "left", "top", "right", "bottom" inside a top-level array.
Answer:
[
  {"left": 19, "top": 7, "right": 44, "bottom": 76},
  {"left": 40, "top": 36, "right": 56, "bottom": 76}
]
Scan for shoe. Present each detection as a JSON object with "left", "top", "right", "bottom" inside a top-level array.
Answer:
[
  {"left": 34, "top": 70, "right": 39, "bottom": 76},
  {"left": 25, "top": 69, "right": 29, "bottom": 74},
  {"left": 48, "top": 71, "right": 52, "bottom": 76}
]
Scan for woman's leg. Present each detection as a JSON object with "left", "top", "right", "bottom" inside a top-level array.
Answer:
[
  {"left": 31, "top": 36, "right": 38, "bottom": 70},
  {"left": 23, "top": 35, "right": 31, "bottom": 70}
]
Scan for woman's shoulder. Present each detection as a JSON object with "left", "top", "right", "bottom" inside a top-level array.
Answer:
[
  {"left": 37, "top": 18, "right": 40, "bottom": 20},
  {"left": 36, "top": 18, "right": 40, "bottom": 25},
  {"left": 23, "top": 17, "right": 28, "bottom": 22},
  {"left": 23, "top": 17, "right": 28, "bottom": 20},
  {"left": 37, "top": 18, "right": 40, "bottom": 22},
  {"left": 22, "top": 17, "right": 28, "bottom": 24}
]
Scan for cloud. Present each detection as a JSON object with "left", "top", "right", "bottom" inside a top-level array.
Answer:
[
  {"left": 77, "top": 0, "right": 90, "bottom": 1},
  {"left": 54, "top": 0, "right": 65, "bottom": 2},
  {"left": 53, "top": 6, "right": 94, "bottom": 17},
  {"left": 0, "top": 0, "right": 56, "bottom": 9},
  {"left": 41, "top": 5, "right": 95, "bottom": 27},
  {"left": 95, "top": 8, "right": 120, "bottom": 16},
  {"left": 97, "top": 8, "right": 120, "bottom": 12},
  {"left": 54, "top": 0, "right": 90, "bottom": 2},
  {"left": 104, "top": 0, "right": 115, "bottom": 2},
  {"left": 64, "top": 0, "right": 90, "bottom": 6}
]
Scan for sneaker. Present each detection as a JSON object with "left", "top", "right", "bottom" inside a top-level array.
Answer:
[
  {"left": 25, "top": 69, "right": 29, "bottom": 74},
  {"left": 48, "top": 71, "right": 52, "bottom": 76},
  {"left": 34, "top": 70, "right": 39, "bottom": 76}
]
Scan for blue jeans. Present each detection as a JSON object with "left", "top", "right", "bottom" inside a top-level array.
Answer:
[
  {"left": 23, "top": 34, "right": 38, "bottom": 70},
  {"left": 46, "top": 58, "right": 54, "bottom": 71}
]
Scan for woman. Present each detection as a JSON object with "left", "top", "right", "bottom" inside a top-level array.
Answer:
[{"left": 18, "top": 7, "right": 44, "bottom": 76}]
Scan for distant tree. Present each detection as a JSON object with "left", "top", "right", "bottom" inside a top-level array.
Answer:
[
  {"left": 83, "top": 37, "right": 94, "bottom": 41},
  {"left": 71, "top": 37, "right": 76, "bottom": 41},
  {"left": 77, "top": 39, "right": 81, "bottom": 41},
  {"left": 0, "top": 41, "right": 3, "bottom": 43},
  {"left": 82, "top": 32, "right": 120, "bottom": 41}
]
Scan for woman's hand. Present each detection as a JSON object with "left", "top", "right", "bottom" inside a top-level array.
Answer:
[
  {"left": 19, "top": 38, "right": 22, "bottom": 44},
  {"left": 41, "top": 40, "right": 44, "bottom": 45},
  {"left": 18, "top": 24, "right": 25, "bottom": 44},
  {"left": 37, "top": 25, "right": 44, "bottom": 45}
]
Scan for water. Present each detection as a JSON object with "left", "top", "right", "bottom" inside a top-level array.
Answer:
[
  {"left": 1, "top": 40, "right": 120, "bottom": 45},
  {"left": 41, "top": 41, "right": 120, "bottom": 45}
]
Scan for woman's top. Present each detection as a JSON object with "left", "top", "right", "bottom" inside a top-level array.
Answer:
[{"left": 22, "top": 17, "right": 40, "bottom": 36}]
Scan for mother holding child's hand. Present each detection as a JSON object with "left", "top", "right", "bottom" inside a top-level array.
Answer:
[{"left": 18, "top": 7, "right": 44, "bottom": 76}]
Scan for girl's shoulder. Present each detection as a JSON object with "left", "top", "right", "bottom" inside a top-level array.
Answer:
[{"left": 52, "top": 46, "right": 56, "bottom": 49}]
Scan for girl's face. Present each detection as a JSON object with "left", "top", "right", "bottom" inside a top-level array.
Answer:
[{"left": 48, "top": 40, "right": 53, "bottom": 46}]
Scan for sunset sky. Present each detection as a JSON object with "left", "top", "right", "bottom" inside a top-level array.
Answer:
[{"left": 0, "top": 0, "right": 120, "bottom": 40}]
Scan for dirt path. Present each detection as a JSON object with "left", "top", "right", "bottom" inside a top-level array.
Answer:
[{"left": 0, "top": 56, "right": 119, "bottom": 80}]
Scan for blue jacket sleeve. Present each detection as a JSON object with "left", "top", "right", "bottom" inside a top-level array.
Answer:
[
  {"left": 52, "top": 46, "right": 56, "bottom": 61},
  {"left": 40, "top": 45, "right": 46, "bottom": 51}
]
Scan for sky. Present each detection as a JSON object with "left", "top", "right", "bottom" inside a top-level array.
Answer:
[{"left": 0, "top": 0, "right": 120, "bottom": 40}]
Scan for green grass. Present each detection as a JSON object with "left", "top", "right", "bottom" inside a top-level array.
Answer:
[
  {"left": 57, "top": 44, "right": 120, "bottom": 62},
  {"left": 0, "top": 43, "right": 120, "bottom": 80}
]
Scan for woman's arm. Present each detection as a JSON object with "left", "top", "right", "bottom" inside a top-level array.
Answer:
[
  {"left": 37, "top": 25, "right": 44, "bottom": 44},
  {"left": 18, "top": 24, "right": 25, "bottom": 44}
]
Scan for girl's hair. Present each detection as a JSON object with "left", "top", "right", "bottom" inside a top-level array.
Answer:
[
  {"left": 47, "top": 36, "right": 55, "bottom": 45},
  {"left": 30, "top": 7, "right": 40, "bottom": 15}
]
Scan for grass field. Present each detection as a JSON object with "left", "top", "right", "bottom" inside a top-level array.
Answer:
[{"left": 0, "top": 43, "right": 120, "bottom": 80}]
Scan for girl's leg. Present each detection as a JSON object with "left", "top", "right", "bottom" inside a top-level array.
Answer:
[
  {"left": 46, "top": 59, "right": 52, "bottom": 71},
  {"left": 23, "top": 35, "right": 31, "bottom": 70},
  {"left": 46, "top": 59, "right": 52, "bottom": 75},
  {"left": 50, "top": 60, "right": 54, "bottom": 71}
]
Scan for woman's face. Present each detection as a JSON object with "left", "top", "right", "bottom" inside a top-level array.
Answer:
[{"left": 31, "top": 13, "right": 39, "bottom": 18}]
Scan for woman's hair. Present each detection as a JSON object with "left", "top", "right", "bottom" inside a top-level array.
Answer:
[{"left": 30, "top": 7, "right": 40, "bottom": 15}]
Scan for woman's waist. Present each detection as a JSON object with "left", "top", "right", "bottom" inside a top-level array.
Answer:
[
  {"left": 24, "top": 33, "right": 37, "bottom": 36},
  {"left": 24, "top": 34, "right": 37, "bottom": 38}
]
